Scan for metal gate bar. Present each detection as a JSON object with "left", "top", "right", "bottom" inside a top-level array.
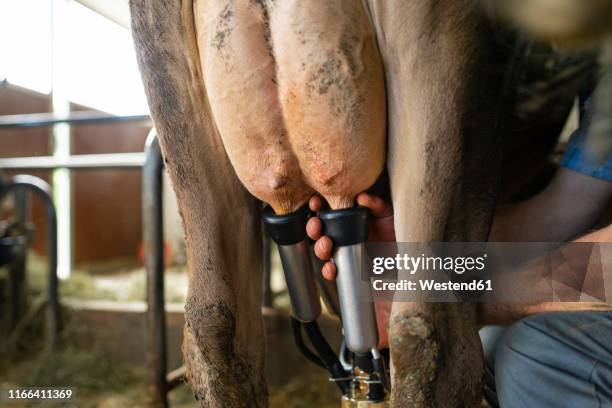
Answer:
[
  {"left": 143, "top": 131, "right": 172, "bottom": 407},
  {"left": 0, "top": 153, "right": 145, "bottom": 170},
  {"left": 0, "top": 110, "right": 150, "bottom": 129}
]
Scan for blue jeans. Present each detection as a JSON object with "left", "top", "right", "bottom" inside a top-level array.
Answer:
[{"left": 481, "top": 311, "right": 612, "bottom": 407}]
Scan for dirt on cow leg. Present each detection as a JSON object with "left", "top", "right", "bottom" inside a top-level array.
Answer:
[
  {"left": 388, "top": 303, "right": 483, "bottom": 407},
  {"left": 387, "top": 308, "right": 438, "bottom": 406}
]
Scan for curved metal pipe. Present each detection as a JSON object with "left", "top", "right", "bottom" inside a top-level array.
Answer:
[{"left": 0, "top": 175, "right": 59, "bottom": 346}]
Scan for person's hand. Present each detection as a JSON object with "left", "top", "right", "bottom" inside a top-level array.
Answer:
[
  {"left": 306, "top": 192, "right": 395, "bottom": 348},
  {"left": 306, "top": 192, "right": 396, "bottom": 280}
]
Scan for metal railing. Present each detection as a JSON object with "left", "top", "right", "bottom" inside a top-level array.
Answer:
[
  {"left": 0, "top": 153, "right": 145, "bottom": 170},
  {"left": 0, "top": 110, "right": 152, "bottom": 279},
  {"left": 0, "top": 110, "right": 150, "bottom": 129},
  {"left": 142, "top": 131, "right": 186, "bottom": 406},
  {"left": 0, "top": 113, "right": 184, "bottom": 405},
  {"left": 0, "top": 111, "right": 150, "bottom": 171},
  {"left": 0, "top": 175, "right": 59, "bottom": 346},
  {"left": 0, "top": 113, "right": 273, "bottom": 406}
]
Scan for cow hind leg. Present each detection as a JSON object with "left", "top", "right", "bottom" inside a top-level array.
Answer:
[
  {"left": 130, "top": 1, "right": 267, "bottom": 406},
  {"left": 368, "top": 0, "right": 501, "bottom": 406}
]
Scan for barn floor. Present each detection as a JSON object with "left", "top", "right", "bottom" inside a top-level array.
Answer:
[
  {"left": 1, "top": 338, "right": 338, "bottom": 407},
  {"left": 1, "top": 253, "right": 338, "bottom": 407}
]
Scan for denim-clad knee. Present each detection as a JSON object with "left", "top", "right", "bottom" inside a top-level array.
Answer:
[{"left": 493, "top": 311, "right": 612, "bottom": 408}]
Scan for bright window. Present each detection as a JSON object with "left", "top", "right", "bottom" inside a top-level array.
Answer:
[
  {"left": 0, "top": 0, "right": 53, "bottom": 94},
  {"left": 0, "top": 0, "right": 148, "bottom": 115}
]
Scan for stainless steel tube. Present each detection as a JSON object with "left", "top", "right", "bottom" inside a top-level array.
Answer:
[
  {"left": 309, "top": 243, "right": 341, "bottom": 317},
  {"left": 319, "top": 207, "right": 378, "bottom": 354},
  {"left": 334, "top": 244, "right": 378, "bottom": 353},
  {"left": 277, "top": 240, "right": 322, "bottom": 322}
]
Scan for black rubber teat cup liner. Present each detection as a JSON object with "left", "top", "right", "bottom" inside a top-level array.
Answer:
[
  {"left": 262, "top": 204, "right": 309, "bottom": 245},
  {"left": 319, "top": 206, "right": 369, "bottom": 247}
]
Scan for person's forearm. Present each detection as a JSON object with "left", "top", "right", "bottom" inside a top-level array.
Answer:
[
  {"left": 490, "top": 168, "right": 612, "bottom": 242},
  {"left": 575, "top": 223, "right": 612, "bottom": 242},
  {"left": 480, "top": 222, "right": 612, "bottom": 325},
  {"left": 490, "top": 196, "right": 593, "bottom": 242}
]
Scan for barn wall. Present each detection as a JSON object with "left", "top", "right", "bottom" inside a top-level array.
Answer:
[{"left": 0, "top": 83, "right": 150, "bottom": 268}]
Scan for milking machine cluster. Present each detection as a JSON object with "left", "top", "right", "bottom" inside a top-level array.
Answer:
[{"left": 263, "top": 204, "right": 390, "bottom": 407}]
